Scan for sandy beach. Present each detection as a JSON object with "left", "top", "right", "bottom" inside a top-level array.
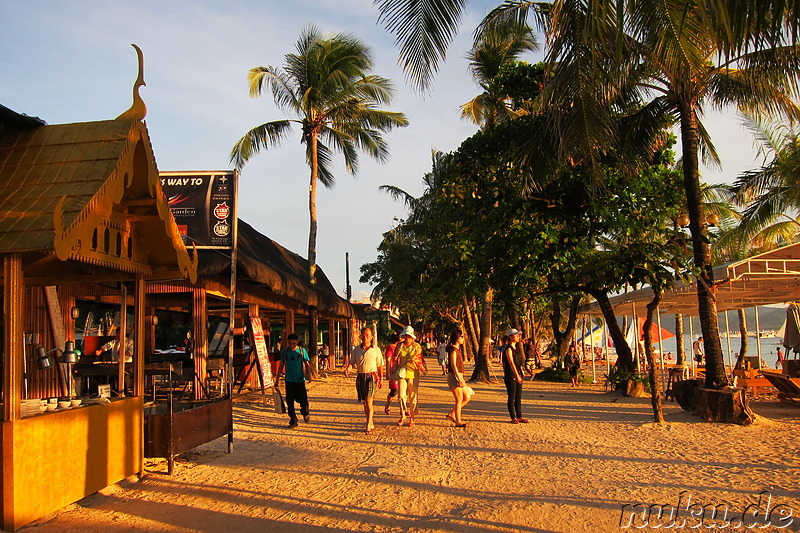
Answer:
[{"left": 23, "top": 368, "right": 800, "bottom": 532}]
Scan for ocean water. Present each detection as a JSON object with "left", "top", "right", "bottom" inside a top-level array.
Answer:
[{"left": 656, "top": 334, "right": 784, "bottom": 369}]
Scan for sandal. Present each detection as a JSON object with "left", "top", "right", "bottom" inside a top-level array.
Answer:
[
  {"left": 365, "top": 427, "right": 375, "bottom": 434},
  {"left": 454, "top": 422, "right": 467, "bottom": 428},
  {"left": 397, "top": 419, "right": 406, "bottom": 426},
  {"left": 408, "top": 419, "right": 415, "bottom": 427},
  {"left": 445, "top": 413, "right": 455, "bottom": 422},
  {"left": 384, "top": 406, "right": 391, "bottom": 415}
]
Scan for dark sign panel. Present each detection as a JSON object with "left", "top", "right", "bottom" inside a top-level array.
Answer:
[{"left": 160, "top": 171, "right": 236, "bottom": 249}]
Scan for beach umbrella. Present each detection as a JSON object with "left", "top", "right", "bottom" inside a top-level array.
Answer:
[
  {"left": 637, "top": 317, "right": 675, "bottom": 343},
  {"left": 782, "top": 304, "right": 800, "bottom": 355}
]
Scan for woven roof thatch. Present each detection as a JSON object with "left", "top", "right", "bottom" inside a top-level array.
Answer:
[
  {"left": 0, "top": 109, "right": 196, "bottom": 282},
  {"left": 199, "top": 219, "right": 353, "bottom": 318}
]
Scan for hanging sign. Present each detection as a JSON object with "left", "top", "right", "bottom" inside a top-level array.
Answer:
[
  {"left": 160, "top": 171, "right": 236, "bottom": 249},
  {"left": 250, "top": 317, "right": 273, "bottom": 389}
]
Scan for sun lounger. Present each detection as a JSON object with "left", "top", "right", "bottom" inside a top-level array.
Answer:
[
  {"left": 760, "top": 371, "right": 800, "bottom": 406},
  {"left": 732, "top": 369, "right": 773, "bottom": 396}
]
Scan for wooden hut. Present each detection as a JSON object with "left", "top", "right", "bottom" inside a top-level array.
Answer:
[{"left": 0, "top": 102, "right": 197, "bottom": 530}]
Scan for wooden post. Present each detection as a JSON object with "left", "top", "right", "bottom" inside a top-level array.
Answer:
[
  {"left": 285, "top": 310, "right": 295, "bottom": 337},
  {"left": 192, "top": 287, "right": 208, "bottom": 399},
  {"left": 118, "top": 283, "right": 127, "bottom": 397},
  {"left": 133, "top": 277, "right": 145, "bottom": 398},
  {"left": 3, "top": 253, "right": 24, "bottom": 421},
  {"left": 328, "top": 319, "right": 335, "bottom": 369}
]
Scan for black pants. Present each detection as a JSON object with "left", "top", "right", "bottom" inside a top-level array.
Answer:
[
  {"left": 285, "top": 381, "right": 309, "bottom": 422},
  {"left": 504, "top": 378, "right": 523, "bottom": 419}
]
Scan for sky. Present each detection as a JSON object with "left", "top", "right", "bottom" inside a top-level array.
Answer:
[{"left": 0, "top": 0, "right": 766, "bottom": 302}]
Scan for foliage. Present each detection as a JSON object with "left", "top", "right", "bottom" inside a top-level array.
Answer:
[{"left": 604, "top": 367, "right": 651, "bottom": 392}]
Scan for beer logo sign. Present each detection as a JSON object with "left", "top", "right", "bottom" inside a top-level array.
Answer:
[
  {"left": 214, "top": 220, "right": 230, "bottom": 237},
  {"left": 213, "top": 202, "right": 230, "bottom": 220}
]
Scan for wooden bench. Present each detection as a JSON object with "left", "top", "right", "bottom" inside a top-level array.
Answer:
[{"left": 732, "top": 369, "right": 773, "bottom": 396}]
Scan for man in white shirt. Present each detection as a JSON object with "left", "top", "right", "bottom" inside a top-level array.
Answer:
[{"left": 344, "top": 327, "right": 384, "bottom": 434}]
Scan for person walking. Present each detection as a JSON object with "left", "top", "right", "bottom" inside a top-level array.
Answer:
[
  {"left": 275, "top": 333, "right": 312, "bottom": 429},
  {"left": 524, "top": 337, "right": 540, "bottom": 378},
  {"left": 502, "top": 328, "right": 527, "bottom": 424},
  {"left": 393, "top": 326, "right": 427, "bottom": 427},
  {"left": 437, "top": 337, "right": 449, "bottom": 375},
  {"left": 344, "top": 327, "right": 385, "bottom": 434},
  {"left": 445, "top": 329, "right": 470, "bottom": 427},
  {"left": 692, "top": 336, "right": 705, "bottom": 364},
  {"left": 565, "top": 342, "right": 581, "bottom": 388},
  {"left": 384, "top": 333, "right": 401, "bottom": 415}
]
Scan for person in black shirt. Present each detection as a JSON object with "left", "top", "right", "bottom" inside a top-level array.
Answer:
[{"left": 502, "top": 328, "right": 527, "bottom": 423}]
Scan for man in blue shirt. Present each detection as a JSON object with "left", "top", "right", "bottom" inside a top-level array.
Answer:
[{"left": 275, "top": 333, "right": 312, "bottom": 428}]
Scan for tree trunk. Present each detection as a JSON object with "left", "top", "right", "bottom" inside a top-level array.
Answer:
[
  {"left": 679, "top": 103, "right": 727, "bottom": 388},
  {"left": 585, "top": 288, "right": 635, "bottom": 372},
  {"left": 462, "top": 295, "right": 479, "bottom": 360},
  {"left": 643, "top": 294, "right": 665, "bottom": 423},
  {"left": 550, "top": 295, "right": 580, "bottom": 362},
  {"left": 470, "top": 287, "right": 493, "bottom": 382},
  {"left": 306, "top": 133, "right": 320, "bottom": 378},
  {"left": 675, "top": 313, "right": 686, "bottom": 367},
  {"left": 737, "top": 308, "right": 749, "bottom": 368}
]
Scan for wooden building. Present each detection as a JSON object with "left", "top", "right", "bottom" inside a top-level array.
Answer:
[{"left": 0, "top": 102, "right": 197, "bottom": 530}]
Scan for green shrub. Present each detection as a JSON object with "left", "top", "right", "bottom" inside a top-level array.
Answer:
[{"left": 535, "top": 367, "right": 571, "bottom": 383}]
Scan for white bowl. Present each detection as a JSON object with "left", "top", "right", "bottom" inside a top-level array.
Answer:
[
  {"left": 45, "top": 403, "right": 57, "bottom": 411},
  {"left": 58, "top": 401, "right": 70, "bottom": 409},
  {"left": 70, "top": 399, "right": 82, "bottom": 407}
]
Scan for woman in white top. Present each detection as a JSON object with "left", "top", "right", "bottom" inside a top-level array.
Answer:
[{"left": 344, "top": 327, "right": 384, "bottom": 434}]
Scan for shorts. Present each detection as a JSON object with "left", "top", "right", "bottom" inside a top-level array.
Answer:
[
  {"left": 355, "top": 373, "right": 377, "bottom": 402},
  {"left": 447, "top": 372, "right": 464, "bottom": 389}
]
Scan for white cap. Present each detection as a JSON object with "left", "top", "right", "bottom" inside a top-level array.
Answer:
[
  {"left": 401, "top": 325, "right": 417, "bottom": 339},
  {"left": 507, "top": 328, "right": 521, "bottom": 337}
]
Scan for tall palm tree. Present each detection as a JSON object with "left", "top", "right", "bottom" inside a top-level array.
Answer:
[
  {"left": 459, "top": 24, "right": 538, "bottom": 128},
  {"left": 231, "top": 25, "right": 407, "bottom": 367}
]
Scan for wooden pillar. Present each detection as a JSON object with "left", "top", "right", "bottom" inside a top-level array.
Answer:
[
  {"left": 285, "top": 310, "right": 295, "bottom": 337},
  {"left": 117, "top": 283, "right": 127, "bottom": 397},
  {"left": 144, "top": 306, "right": 156, "bottom": 354},
  {"left": 192, "top": 287, "right": 208, "bottom": 400},
  {"left": 328, "top": 319, "right": 336, "bottom": 368},
  {"left": 133, "top": 277, "right": 145, "bottom": 398},
  {"left": 3, "top": 253, "right": 24, "bottom": 421}
]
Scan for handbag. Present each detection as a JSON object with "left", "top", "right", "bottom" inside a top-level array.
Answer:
[
  {"left": 391, "top": 366, "right": 407, "bottom": 381},
  {"left": 273, "top": 386, "right": 286, "bottom": 414}
]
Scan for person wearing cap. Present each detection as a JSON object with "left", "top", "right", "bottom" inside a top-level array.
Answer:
[
  {"left": 502, "top": 328, "right": 528, "bottom": 423},
  {"left": 393, "top": 325, "right": 427, "bottom": 426},
  {"left": 344, "top": 327, "right": 385, "bottom": 434}
]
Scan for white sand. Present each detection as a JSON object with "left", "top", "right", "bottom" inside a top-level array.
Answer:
[{"left": 23, "top": 369, "right": 800, "bottom": 532}]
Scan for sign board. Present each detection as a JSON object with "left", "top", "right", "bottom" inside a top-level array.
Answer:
[
  {"left": 250, "top": 317, "right": 273, "bottom": 389},
  {"left": 160, "top": 171, "right": 236, "bottom": 249},
  {"left": 98, "top": 384, "right": 111, "bottom": 398}
]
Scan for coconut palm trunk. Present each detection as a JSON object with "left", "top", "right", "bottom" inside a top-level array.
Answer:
[
  {"left": 470, "top": 287, "right": 494, "bottom": 382},
  {"left": 679, "top": 105, "right": 727, "bottom": 388},
  {"left": 675, "top": 313, "right": 685, "bottom": 367}
]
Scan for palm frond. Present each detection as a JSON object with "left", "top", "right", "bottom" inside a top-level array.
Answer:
[
  {"left": 374, "top": 0, "right": 467, "bottom": 93},
  {"left": 229, "top": 120, "right": 293, "bottom": 169},
  {"left": 379, "top": 184, "right": 417, "bottom": 207}
]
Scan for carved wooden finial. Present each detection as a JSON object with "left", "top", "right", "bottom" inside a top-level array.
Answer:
[{"left": 117, "top": 44, "right": 147, "bottom": 120}]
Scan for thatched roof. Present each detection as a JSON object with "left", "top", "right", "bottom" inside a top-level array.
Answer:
[
  {"left": 198, "top": 219, "right": 353, "bottom": 318},
  {"left": 0, "top": 109, "right": 197, "bottom": 282}
]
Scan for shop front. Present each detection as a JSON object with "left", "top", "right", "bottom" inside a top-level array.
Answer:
[{"left": 0, "top": 106, "right": 196, "bottom": 530}]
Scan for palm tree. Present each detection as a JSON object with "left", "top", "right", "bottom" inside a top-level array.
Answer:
[
  {"left": 732, "top": 116, "right": 800, "bottom": 248},
  {"left": 459, "top": 24, "right": 538, "bottom": 128},
  {"left": 231, "top": 25, "right": 408, "bottom": 368}
]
